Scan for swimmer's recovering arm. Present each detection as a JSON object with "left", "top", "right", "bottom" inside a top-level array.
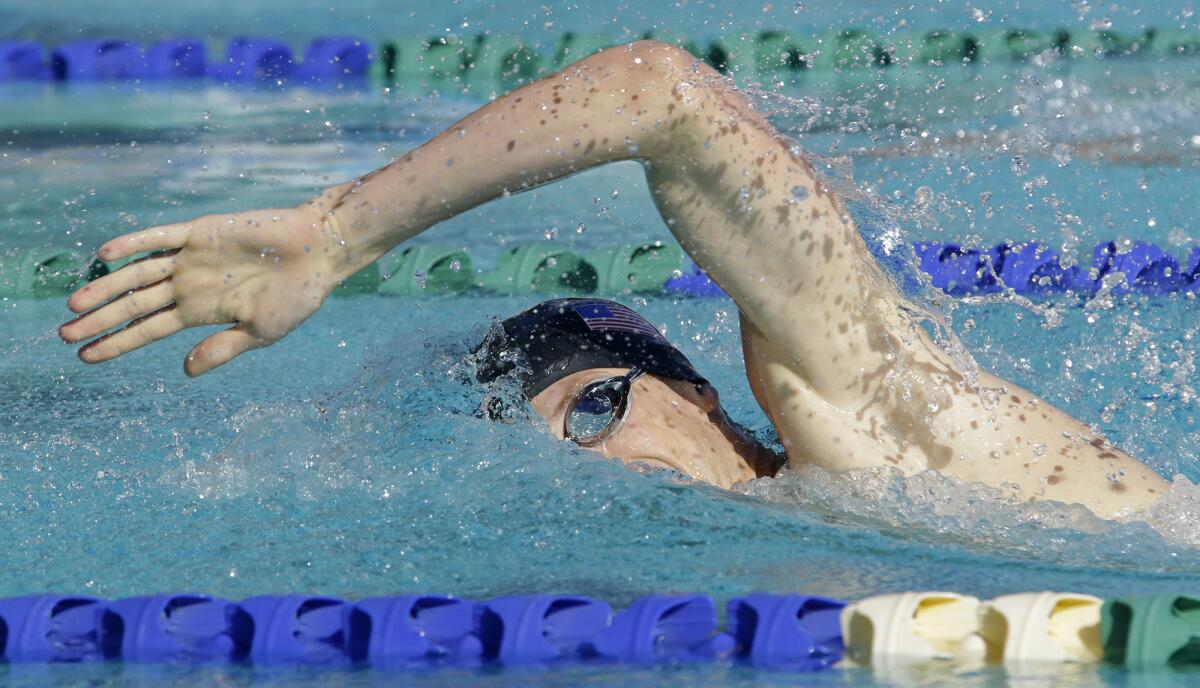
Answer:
[{"left": 62, "top": 40, "right": 843, "bottom": 377}]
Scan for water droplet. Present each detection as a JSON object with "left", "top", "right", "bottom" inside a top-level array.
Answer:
[
  {"left": 791, "top": 185, "right": 809, "bottom": 201},
  {"left": 792, "top": 2, "right": 804, "bottom": 13},
  {"left": 576, "top": 223, "right": 587, "bottom": 234},
  {"left": 1010, "top": 155, "right": 1030, "bottom": 177},
  {"left": 610, "top": 189, "right": 620, "bottom": 200},
  {"left": 1051, "top": 144, "right": 1072, "bottom": 167},
  {"left": 544, "top": 227, "right": 559, "bottom": 240}
]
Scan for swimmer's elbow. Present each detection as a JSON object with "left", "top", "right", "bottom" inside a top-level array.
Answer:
[{"left": 587, "top": 40, "right": 714, "bottom": 82}]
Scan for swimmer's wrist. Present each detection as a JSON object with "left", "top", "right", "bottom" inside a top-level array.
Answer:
[
  {"left": 303, "top": 185, "right": 388, "bottom": 288},
  {"left": 309, "top": 179, "right": 422, "bottom": 283}
]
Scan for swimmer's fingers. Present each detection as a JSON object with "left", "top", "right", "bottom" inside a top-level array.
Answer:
[
  {"left": 77, "top": 305, "right": 185, "bottom": 364},
  {"left": 60, "top": 280, "right": 175, "bottom": 344},
  {"left": 65, "top": 252, "right": 177, "bottom": 314},
  {"left": 184, "top": 326, "right": 269, "bottom": 377},
  {"left": 97, "top": 220, "right": 192, "bottom": 262}
]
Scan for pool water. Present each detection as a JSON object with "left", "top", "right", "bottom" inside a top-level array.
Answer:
[{"left": 3, "top": 18, "right": 1200, "bottom": 688}]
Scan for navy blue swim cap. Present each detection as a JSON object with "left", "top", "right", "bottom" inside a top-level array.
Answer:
[{"left": 474, "top": 298, "right": 707, "bottom": 398}]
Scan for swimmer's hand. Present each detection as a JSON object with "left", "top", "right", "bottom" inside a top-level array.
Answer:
[{"left": 59, "top": 204, "right": 353, "bottom": 376}]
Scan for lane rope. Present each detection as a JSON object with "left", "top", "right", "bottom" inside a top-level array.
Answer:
[
  {"left": 2, "top": 27, "right": 1198, "bottom": 86},
  {"left": 0, "top": 590, "right": 1189, "bottom": 669},
  {"left": 5, "top": 240, "right": 1198, "bottom": 300}
]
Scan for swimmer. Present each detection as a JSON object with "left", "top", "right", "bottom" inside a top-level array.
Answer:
[{"left": 58, "top": 41, "right": 1167, "bottom": 518}]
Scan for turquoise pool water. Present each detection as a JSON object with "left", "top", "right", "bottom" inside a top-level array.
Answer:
[{"left": 4, "top": 7, "right": 1200, "bottom": 687}]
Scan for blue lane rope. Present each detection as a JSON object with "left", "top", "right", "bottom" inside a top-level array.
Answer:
[
  {"left": 1, "top": 27, "right": 1199, "bottom": 85},
  {"left": 912, "top": 241, "right": 1200, "bottom": 297},
  {"left": 0, "top": 592, "right": 843, "bottom": 669},
  {"left": 1, "top": 591, "right": 1195, "bottom": 669}
]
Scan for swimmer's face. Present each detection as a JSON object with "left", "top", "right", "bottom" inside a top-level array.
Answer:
[{"left": 530, "top": 367, "right": 767, "bottom": 489}]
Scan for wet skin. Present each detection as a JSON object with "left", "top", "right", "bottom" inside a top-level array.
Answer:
[{"left": 59, "top": 41, "right": 1168, "bottom": 518}]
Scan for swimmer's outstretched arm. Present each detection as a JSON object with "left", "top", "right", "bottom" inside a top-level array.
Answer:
[
  {"left": 63, "top": 40, "right": 1166, "bottom": 516},
  {"left": 62, "top": 41, "right": 836, "bottom": 377}
]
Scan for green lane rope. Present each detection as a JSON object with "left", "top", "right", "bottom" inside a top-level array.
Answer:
[
  {"left": 367, "top": 26, "right": 1200, "bottom": 88},
  {"left": 0, "top": 242, "right": 689, "bottom": 300}
]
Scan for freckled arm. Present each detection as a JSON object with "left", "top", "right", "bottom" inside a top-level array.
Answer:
[
  {"left": 62, "top": 40, "right": 859, "bottom": 379},
  {"left": 321, "top": 41, "right": 869, "bottom": 374}
]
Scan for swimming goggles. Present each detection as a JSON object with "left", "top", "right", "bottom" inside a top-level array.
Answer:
[{"left": 564, "top": 368, "right": 645, "bottom": 446}]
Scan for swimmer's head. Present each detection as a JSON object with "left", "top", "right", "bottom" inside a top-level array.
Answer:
[{"left": 474, "top": 298, "right": 778, "bottom": 488}]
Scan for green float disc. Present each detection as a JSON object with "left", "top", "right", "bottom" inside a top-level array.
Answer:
[
  {"left": 553, "top": 33, "right": 617, "bottom": 66},
  {"left": 466, "top": 34, "right": 543, "bottom": 87},
  {"left": 0, "top": 249, "right": 91, "bottom": 299},
  {"left": 334, "top": 262, "right": 382, "bottom": 295},
  {"left": 1144, "top": 28, "right": 1200, "bottom": 57},
  {"left": 891, "top": 30, "right": 972, "bottom": 66},
  {"left": 973, "top": 28, "right": 1062, "bottom": 62},
  {"left": 393, "top": 35, "right": 467, "bottom": 82},
  {"left": 1065, "top": 29, "right": 1142, "bottom": 58},
  {"left": 586, "top": 242, "right": 686, "bottom": 294},
  {"left": 1101, "top": 594, "right": 1200, "bottom": 668},
  {"left": 380, "top": 245, "right": 473, "bottom": 296},
  {"left": 756, "top": 31, "right": 808, "bottom": 73},
  {"left": 810, "top": 29, "right": 889, "bottom": 70},
  {"left": 478, "top": 245, "right": 597, "bottom": 295},
  {"left": 706, "top": 34, "right": 757, "bottom": 76}
]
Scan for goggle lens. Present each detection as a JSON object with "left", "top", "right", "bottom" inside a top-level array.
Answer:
[{"left": 564, "top": 370, "right": 642, "bottom": 446}]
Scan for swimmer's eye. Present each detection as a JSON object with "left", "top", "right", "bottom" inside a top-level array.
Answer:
[{"left": 564, "top": 368, "right": 644, "bottom": 446}]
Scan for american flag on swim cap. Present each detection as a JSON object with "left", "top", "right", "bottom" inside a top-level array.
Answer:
[{"left": 572, "top": 301, "right": 664, "bottom": 338}]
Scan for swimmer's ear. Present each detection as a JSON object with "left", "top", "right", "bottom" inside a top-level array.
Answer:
[{"left": 184, "top": 325, "right": 268, "bottom": 376}]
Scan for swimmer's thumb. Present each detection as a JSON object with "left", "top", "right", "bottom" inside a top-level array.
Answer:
[{"left": 185, "top": 325, "right": 268, "bottom": 377}]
